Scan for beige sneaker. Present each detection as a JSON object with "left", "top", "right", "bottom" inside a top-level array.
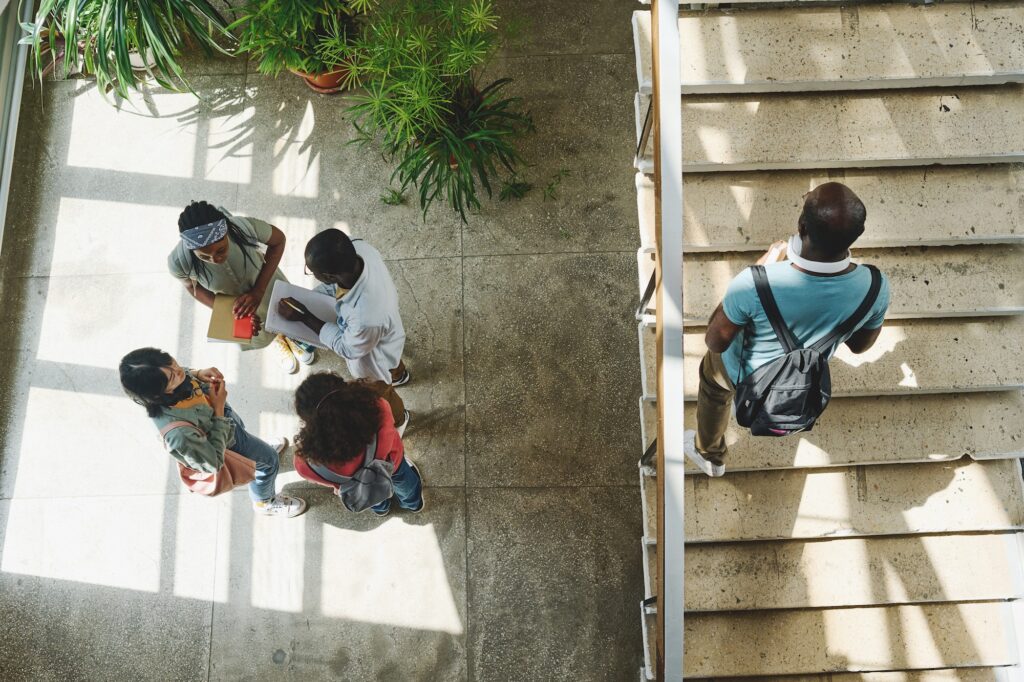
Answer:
[
  {"left": 272, "top": 334, "right": 298, "bottom": 374},
  {"left": 253, "top": 495, "right": 307, "bottom": 518},
  {"left": 285, "top": 338, "right": 316, "bottom": 366}
]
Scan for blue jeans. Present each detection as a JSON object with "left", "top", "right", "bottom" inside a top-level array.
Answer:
[
  {"left": 371, "top": 458, "right": 423, "bottom": 513},
  {"left": 225, "top": 406, "right": 279, "bottom": 502}
]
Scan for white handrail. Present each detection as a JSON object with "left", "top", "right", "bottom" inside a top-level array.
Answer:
[
  {"left": 0, "top": 0, "right": 32, "bottom": 242},
  {"left": 652, "top": 0, "right": 685, "bottom": 679}
]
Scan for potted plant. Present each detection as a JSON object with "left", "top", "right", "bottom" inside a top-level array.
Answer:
[
  {"left": 326, "top": 0, "right": 533, "bottom": 220},
  {"left": 230, "top": 0, "right": 374, "bottom": 94},
  {"left": 20, "top": 0, "right": 234, "bottom": 98}
]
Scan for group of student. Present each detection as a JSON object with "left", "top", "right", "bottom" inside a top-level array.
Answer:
[{"left": 118, "top": 201, "right": 421, "bottom": 518}]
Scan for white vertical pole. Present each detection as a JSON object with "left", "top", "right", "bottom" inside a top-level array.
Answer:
[{"left": 652, "top": 0, "right": 685, "bottom": 678}]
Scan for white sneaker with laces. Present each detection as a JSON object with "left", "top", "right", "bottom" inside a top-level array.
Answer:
[
  {"left": 266, "top": 436, "right": 289, "bottom": 455},
  {"left": 397, "top": 410, "right": 411, "bottom": 437},
  {"left": 683, "top": 430, "right": 725, "bottom": 477},
  {"left": 286, "top": 338, "right": 316, "bottom": 366},
  {"left": 272, "top": 335, "right": 299, "bottom": 374},
  {"left": 253, "top": 494, "right": 307, "bottom": 518}
]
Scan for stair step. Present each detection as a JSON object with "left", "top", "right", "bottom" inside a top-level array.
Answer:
[
  {"left": 635, "top": 85, "right": 1024, "bottom": 173},
  {"left": 668, "top": 391, "right": 1024, "bottom": 471},
  {"left": 685, "top": 602, "right": 1019, "bottom": 677},
  {"left": 636, "top": 167, "right": 1024, "bottom": 252},
  {"left": 645, "top": 458, "right": 1024, "bottom": 542},
  {"left": 662, "top": 316, "right": 1024, "bottom": 399},
  {"left": 639, "top": 385, "right": 1024, "bottom": 470},
  {"left": 633, "top": 4, "right": 1024, "bottom": 95},
  {"left": 671, "top": 245, "right": 1024, "bottom": 323},
  {"left": 683, "top": 533, "right": 1024, "bottom": 611},
  {"left": 723, "top": 669, "right": 1021, "bottom": 682}
]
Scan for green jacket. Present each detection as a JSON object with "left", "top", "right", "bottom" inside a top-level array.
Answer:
[{"left": 151, "top": 371, "right": 236, "bottom": 473}]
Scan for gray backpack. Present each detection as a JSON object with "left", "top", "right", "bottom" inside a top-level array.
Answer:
[
  {"left": 308, "top": 436, "right": 395, "bottom": 512},
  {"left": 734, "top": 264, "right": 882, "bottom": 437}
]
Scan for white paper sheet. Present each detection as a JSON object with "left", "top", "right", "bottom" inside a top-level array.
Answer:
[{"left": 265, "top": 280, "right": 338, "bottom": 349}]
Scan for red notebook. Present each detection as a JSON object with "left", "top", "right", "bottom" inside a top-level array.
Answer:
[{"left": 233, "top": 315, "right": 254, "bottom": 340}]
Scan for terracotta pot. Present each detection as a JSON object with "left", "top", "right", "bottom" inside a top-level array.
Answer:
[{"left": 289, "top": 67, "right": 349, "bottom": 94}]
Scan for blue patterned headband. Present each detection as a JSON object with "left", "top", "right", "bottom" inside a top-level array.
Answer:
[{"left": 180, "top": 218, "right": 228, "bottom": 250}]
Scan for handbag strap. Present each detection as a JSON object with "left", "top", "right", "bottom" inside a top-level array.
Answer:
[
  {"left": 159, "top": 420, "right": 201, "bottom": 442},
  {"left": 751, "top": 265, "right": 801, "bottom": 353},
  {"left": 809, "top": 264, "right": 883, "bottom": 354},
  {"left": 308, "top": 434, "right": 379, "bottom": 485}
]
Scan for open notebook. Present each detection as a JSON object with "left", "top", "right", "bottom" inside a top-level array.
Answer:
[{"left": 265, "top": 280, "right": 337, "bottom": 348}]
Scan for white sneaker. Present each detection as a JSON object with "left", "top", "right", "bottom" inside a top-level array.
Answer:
[
  {"left": 272, "top": 335, "right": 299, "bottom": 374},
  {"left": 684, "top": 430, "right": 725, "bottom": 477},
  {"left": 253, "top": 494, "right": 307, "bottom": 518},
  {"left": 286, "top": 338, "right": 316, "bottom": 366},
  {"left": 397, "top": 410, "right": 411, "bottom": 437},
  {"left": 266, "top": 436, "right": 289, "bottom": 455}
]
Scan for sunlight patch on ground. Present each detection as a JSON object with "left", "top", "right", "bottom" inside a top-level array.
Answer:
[
  {"left": 2, "top": 495, "right": 164, "bottom": 593},
  {"left": 273, "top": 100, "right": 319, "bottom": 198},
  {"left": 250, "top": 510, "right": 307, "bottom": 612},
  {"left": 52, "top": 197, "right": 181, "bottom": 276},
  {"left": 9, "top": 388, "right": 173, "bottom": 499},
  {"left": 320, "top": 520, "right": 463, "bottom": 634}
]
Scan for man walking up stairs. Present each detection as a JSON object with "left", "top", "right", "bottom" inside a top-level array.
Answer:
[{"left": 632, "top": 0, "right": 1024, "bottom": 678}]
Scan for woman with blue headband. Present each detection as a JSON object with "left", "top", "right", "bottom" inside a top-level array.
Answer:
[{"left": 169, "top": 200, "right": 316, "bottom": 374}]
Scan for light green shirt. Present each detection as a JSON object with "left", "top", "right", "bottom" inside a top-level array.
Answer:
[{"left": 167, "top": 210, "right": 288, "bottom": 350}]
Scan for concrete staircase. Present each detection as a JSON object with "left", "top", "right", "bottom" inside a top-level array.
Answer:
[{"left": 632, "top": 1, "right": 1024, "bottom": 678}]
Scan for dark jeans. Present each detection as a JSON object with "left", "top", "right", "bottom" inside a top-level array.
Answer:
[{"left": 372, "top": 458, "right": 423, "bottom": 513}]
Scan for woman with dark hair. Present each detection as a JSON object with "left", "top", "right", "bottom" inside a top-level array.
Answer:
[
  {"left": 119, "top": 347, "right": 306, "bottom": 517},
  {"left": 169, "top": 200, "right": 316, "bottom": 374},
  {"left": 293, "top": 372, "right": 424, "bottom": 517}
]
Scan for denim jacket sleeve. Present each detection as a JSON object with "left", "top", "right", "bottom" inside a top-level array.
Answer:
[{"left": 163, "top": 417, "right": 235, "bottom": 473}]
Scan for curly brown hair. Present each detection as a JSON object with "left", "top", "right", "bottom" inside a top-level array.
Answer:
[{"left": 294, "top": 372, "right": 383, "bottom": 465}]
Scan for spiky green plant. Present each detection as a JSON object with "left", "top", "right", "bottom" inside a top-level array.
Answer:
[
  {"left": 321, "top": 0, "right": 533, "bottom": 221},
  {"left": 230, "top": 0, "right": 374, "bottom": 78},
  {"left": 20, "top": 0, "right": 233, "bottom": 98}
]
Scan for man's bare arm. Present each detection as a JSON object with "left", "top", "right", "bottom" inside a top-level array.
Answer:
[
  {"left": 844, "top": 326, "right": 882, "bottom": 354},
  {"left": 705, "top": 303, "right": 743, "bottom": 354}
]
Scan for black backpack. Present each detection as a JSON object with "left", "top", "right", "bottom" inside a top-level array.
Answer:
[{"left": 734, "top": 264, "right": 882, "bottom": 437}]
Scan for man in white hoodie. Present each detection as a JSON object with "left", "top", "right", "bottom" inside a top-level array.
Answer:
[{"left": 278, "top": 229, "right": 410, "bottom": 427}]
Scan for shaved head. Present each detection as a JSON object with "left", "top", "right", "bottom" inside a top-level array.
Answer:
[{"left": 799, "top": 182, "right": 867, "bottom": 257}]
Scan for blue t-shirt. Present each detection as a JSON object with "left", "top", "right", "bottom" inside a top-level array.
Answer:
[{"left": 721, "top": 262, "right": 891, "bottom": 383}]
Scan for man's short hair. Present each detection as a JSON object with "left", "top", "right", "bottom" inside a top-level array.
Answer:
[
  {"left": 799, "top": 183, "right": 867, "bottom": 256},
  {"left": 305, "top": 229, "right": 358, "bottom": 274}
]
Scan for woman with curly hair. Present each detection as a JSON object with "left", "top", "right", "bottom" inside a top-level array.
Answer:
[{"left": 293, "top": 372, "right": 424, "bottom": 516}]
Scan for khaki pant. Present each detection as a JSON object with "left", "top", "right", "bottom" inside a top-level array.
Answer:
[{"left": 695, "top": 351, "right": 735, "bottom": 465}]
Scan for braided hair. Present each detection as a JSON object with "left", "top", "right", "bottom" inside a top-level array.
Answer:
[{"left": 177, "top": 200, "right": 261, "bottom": 279}]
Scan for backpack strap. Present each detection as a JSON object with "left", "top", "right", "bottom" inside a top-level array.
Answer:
[
  {"left": 307, "top": 435, "right": 379, "bottom": 485},
  {"left": 751, "top": 265, "right": 801, "bottom": 353},
  {"left": 809, "top": 264, "right": 883, "bottom": 355}
]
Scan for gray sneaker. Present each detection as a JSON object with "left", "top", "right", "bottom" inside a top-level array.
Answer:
[
  {"left": 683, "top": 430, "right": 725, "bottom": 478},
  {"left": 253, "top": 494, "right": 307, "bottom": 518}
]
